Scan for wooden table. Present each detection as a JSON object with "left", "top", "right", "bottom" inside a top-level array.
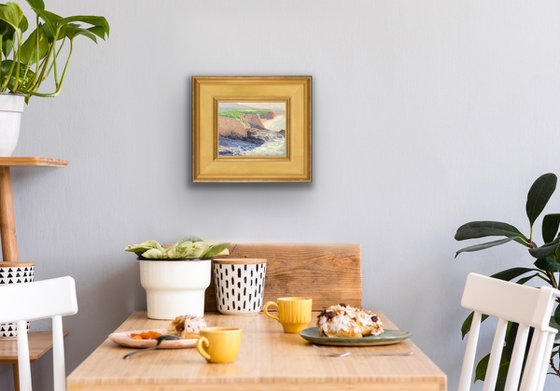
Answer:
[{"left": 67, "top": 311, "right": 447, "bottom": 391}]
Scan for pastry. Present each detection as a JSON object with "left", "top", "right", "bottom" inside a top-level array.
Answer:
[
  {"left": 167, "top": 315, "right": 207, "bottom": 339},
  {"left": 317, "top": 303, "right": 384, "bottom": 338}
]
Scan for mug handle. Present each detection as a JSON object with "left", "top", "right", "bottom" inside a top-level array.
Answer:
[
  {"left": 196, "top": 336, "right": 211, "bottom": 361},
  {"left": 263, "top": 301, "right": 280, "bottom": 322}
]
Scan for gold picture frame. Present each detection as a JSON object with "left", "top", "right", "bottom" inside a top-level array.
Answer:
[{"left": 192, "top": 76, "right": 312, "bottom": 182}]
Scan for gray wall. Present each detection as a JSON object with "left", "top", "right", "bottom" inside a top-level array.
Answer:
[{"left": 1, "top": 0, "right": 560, "bottom": 390}]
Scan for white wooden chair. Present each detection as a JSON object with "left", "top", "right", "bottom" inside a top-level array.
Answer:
[
  {"left": 0, "top": 276, "right": 78, "bottom": 391},
  {"left": 459, "top": 272, "right": 560, "bottom": 391}
]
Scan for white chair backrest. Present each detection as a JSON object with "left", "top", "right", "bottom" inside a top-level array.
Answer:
[
  {"left": 458, "top": 273, "right": 560, "bottom": 391},
  {"left": 0, "top": 276, "right": 78, "bottom": 391}
]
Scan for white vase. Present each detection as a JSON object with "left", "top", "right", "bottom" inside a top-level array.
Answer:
[
  {"left": 139, "top": 259, "right": 211, "bottom": 320},
  {"left": 0, "top": 94, "right": 24, "bottom": 157}
]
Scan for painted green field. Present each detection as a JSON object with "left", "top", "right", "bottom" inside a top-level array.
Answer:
[{"left": 218, "top": 109, "right": 272, "bottom": 121}]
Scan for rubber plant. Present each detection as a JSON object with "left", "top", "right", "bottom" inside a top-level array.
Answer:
[
  {"left": 455, "top": 173, "right": 560, "bottom": 389},
  {"left": 0, "top": 0, "right": 109, "bottom": 102}
]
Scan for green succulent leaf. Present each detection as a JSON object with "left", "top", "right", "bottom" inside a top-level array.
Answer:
[
  {"left": 455, "top": 237, "right": 516, "bottom": 258},
  {"left": 534, "top": 257, "right": 560, "bottom": 272},
  {"left": 141, "top": 248, "right": 167, "bottom": 259},
  {"left": 542, "top": 214, "right": 560, "bottom": 244},
  {"left": 202, "top": 243, "right": 230, "bottom": 258},
  {"left": 528, "top": 238, "right": 560, "bottom": 259},
  {"left": 526, "top": 173, "right": 557, "bottom": 228},
  {"left": 454, "top": 221, "right": 526, "bottom": 241},
  {"left": 124, "top": 240, "right": 164, "bottom": 257}
]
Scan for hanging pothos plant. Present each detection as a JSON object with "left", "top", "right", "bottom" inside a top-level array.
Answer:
[
  {"left": 455, "top": 173, "right": 560, "bottom": 389},
  {"left": 0, "top": 0, "right": 109, "bottom": 102}
]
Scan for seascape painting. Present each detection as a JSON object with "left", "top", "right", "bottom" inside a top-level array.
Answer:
[{"left": 217, "top": 102, "right": 286, "bottom": 157}]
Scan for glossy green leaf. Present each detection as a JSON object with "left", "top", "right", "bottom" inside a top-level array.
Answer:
[
  {"left": 0, "top": 2, "right": 28, "bottom": 33},
  {"left": 534, "top": 257, "right": 560, "bottom": 272},
  {"left": 1, "top": 32, "right": 14, "bottom": 57},
  {"left": 516, "top": 273, "right": 538, "bottom": 285},
  {"left": 526, "top": 173, "right": 557, "bottom": 227},
  {"left": 25, "top": 0, "right": 45, "bottom": 10},
  {"left": 491, "top": 267, "right": 535, "bottom": 282},
  {"left": 32, "top": 8, "right": 62, "bottom": 41},
  {"left": 554, "top": 305, "right": 560, "bottom": 327},
  {"left": 455, "top": 237, "right": 516, "bottom": 258},
  {"left": 528, "top": 238, "right": 560, "bottom": 258},
  {"left": 542, "top": 214, "right": 560, "bottom": 244},
  {"left": 61, "top": 23, "right": 97, "bottom": 42},
  {"left": 59, "top": 16, "right": 109, "bottom": 41},
  {"left": 20, "top": 25, "right": 49, "bottom": 64},
  {"left": 461, "top": 312, "right": 489, "bottom": 339},
  {"left": 455, "top": 221, "right": 526, "bottom": 241}
]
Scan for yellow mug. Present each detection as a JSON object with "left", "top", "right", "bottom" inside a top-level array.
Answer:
[
  {"left": 196, "top": 327, "right": 242, "bottom": 364},
  {"left": 263, "top": 297, "right": 312, "bottom": 333}
]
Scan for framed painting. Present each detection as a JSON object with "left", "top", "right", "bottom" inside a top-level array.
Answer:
[{"left": 192, "top": 76, "right": 312, "bottom": 182}]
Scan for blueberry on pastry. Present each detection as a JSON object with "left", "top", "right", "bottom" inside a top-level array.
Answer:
[
  {"left": 317, "top": 304, "right": 384, "bottom": 338},
  {"left": 167, "top": 315, "right": 207, "bottom": 339}
]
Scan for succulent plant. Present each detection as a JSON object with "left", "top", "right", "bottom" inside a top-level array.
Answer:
[{"left": 125, "top": 237, "right": 229, "bottom": 260}]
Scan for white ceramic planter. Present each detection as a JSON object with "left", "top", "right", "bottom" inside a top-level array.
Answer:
[
  {"left": 139, "top": 259, "right": 211, "bottom": 320},
  {"left": 0, "top": 94, "right": 24, "bottom": 156},
  {"left": 213, "top": 258, "right": 267, "bottom": 315}
]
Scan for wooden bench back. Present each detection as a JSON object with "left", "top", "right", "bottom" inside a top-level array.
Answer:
[{"left": 205, "top": 243, "right": 361, "bottom": 311}]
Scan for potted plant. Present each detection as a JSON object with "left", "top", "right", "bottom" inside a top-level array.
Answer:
[
  {"left": 125, "top": 237, "right": 229, "bottom": 320},
  {"left": 455, "top": 173, "right": 560, "bottom": 388},
  {"left": 0, "top": 0, "right": 109, "bottom": 155}
]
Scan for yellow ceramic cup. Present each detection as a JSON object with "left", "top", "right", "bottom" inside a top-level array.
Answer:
[
  {"left": 196, "top": 327, "right": 242, "bottom": 364},
  {"left": 263, "top": 297, "right": 313, "bottom": 333}
]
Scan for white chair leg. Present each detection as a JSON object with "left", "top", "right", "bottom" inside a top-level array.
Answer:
[
  {"left": 16, "top": 320, "right": 32, "bottom": 391},
  {"left": 52, "top": 315, "right": 66, "bottom": 391}
]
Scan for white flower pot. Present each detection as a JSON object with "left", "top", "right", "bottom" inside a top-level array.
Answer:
[
  {"left": 139, "top": 259, "right": 211, "bottom": 320},
  {"left": 0, "top": 94, "right": 24, "bottom": 157}
]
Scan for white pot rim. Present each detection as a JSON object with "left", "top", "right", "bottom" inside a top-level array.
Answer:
[{"left": 0, "top": 93, "right": 25, "bottom": 113}]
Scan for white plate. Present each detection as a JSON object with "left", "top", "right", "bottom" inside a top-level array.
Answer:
[{"left": 108, "top": 329, "right": 197, "bottom": 349}]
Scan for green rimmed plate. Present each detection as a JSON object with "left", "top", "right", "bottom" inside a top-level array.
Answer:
[{"left": 299, "top": 327, "right": 412, "bottom": 347}]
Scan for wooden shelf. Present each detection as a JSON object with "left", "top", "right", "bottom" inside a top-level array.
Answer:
[
  {"left": 0, "top": 331, "right": 68, "bottom": 363},
  {"left": 0, "top": 157, "right": 68, "bottom": 167}
]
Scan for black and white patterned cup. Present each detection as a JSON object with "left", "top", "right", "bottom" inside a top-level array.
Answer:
[
  {"left": 0, "top": 262, "right": 34, "bottom": 338},
  {"left": 213, "top": 258, "right": 267, "bottom": 315}
]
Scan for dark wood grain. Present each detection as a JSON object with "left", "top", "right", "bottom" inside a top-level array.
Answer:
[{"left": 205, "top": 243, "right": 361, "bottom": 311}]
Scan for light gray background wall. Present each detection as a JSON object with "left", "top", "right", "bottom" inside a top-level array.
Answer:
[{"left": 1, "top": 0, "right": 559, "bottom": 390}]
